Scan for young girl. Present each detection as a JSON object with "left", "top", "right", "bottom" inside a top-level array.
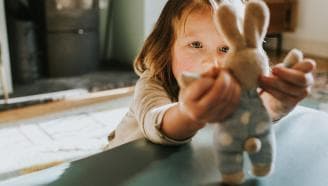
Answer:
[{"left": 107, "top": 0, "right": 315, "bottom": 149}]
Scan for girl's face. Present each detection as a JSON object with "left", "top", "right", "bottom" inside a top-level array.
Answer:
[{"left": 172, "top": 7, "right": 229, "bottom": 79}]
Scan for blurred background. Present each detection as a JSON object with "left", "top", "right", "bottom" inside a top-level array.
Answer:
[
  {"left": 0, "top": 0, "right": 327, "bottom": 181},
  {"left": 0, "top": 0, "right": 327, "bottom": 110},
  {"left": 0, "top": 0, "right": 168, "bottom": 110}
]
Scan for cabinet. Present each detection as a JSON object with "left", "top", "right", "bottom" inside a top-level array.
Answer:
[
  {"left": 46, "top": 0, "right": 99, "bottom": 77},
  {"left": 265, "top": 0, "right": 298, "bottom": 54}
]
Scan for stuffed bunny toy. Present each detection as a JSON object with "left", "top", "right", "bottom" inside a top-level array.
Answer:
[{"left": 178, "top": 0, "right": 303, "bottom": 184}]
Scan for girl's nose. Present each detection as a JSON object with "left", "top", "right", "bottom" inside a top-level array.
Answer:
[
  {"left": 213, "top": 58, "right": 220, "bottom": 67},
  {"left": 202, "top": 53, "right": 222, "bottom": 68}
]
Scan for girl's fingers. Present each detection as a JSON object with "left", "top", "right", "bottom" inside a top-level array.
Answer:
[
  {"left": 216, "top": 81, "right": 241, "bottom": 121},
  {"left": 206, "top": 82, "right": 235, "bottom": 122},
  {"left": 271, "top": 67, "right": 314, "bottom": 87},
  {"left": 292, "top": 59, "right": 316, "bottom": 73},
  {"left": 181, "top": 70, "right": 237, "bottom": 123},
  {"left": 260, "top": 85, "right": 298, "bottom": 105},
  {"left": 199, "top": 70, "right": 231, "bottom": 108},
  {"left": 259, "top": 76, "right": 309, "bottom": 98},
  {"left": 205, "top": 74, "right": 240, "bottom": 122},
  {"left": 183, "top": 77, "right": 215, "bottom": 101},
  {"left": 205, "top": 101, "right": 227, "bottom": 122}
]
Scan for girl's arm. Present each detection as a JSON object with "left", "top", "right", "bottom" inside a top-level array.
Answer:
[
  {"left": 161, "top": 104, "right": 205, "bottom": 140},
  {"left": 133, "top": 72, "right": 195, "bottom": 145},
  {"left": 161, "top": 70, "right": 241, "bottom": 140}
]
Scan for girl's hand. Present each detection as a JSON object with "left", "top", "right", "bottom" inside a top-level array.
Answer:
[
  {"left": 178, "top": 68, "right": 241, "bottom": 124},
  {"left": 259, "top": 59, "right": 316, "bottom": 121}
]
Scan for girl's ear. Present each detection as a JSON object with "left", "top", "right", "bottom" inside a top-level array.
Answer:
[
  {"left": 216, "top": 3, "right": 245, "bottom": 50},
  {"left": 243, "top": 0, "right": 270, "bottom": 48}
]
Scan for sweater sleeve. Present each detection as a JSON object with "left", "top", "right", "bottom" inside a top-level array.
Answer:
[{"left": 132, "top": 72, "right": 191, "bottom": 145}]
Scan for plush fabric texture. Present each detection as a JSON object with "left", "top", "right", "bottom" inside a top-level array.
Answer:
[
  {"left": 180, "top": 0, "right": 303, "bottom": 184},
  {"left": 212, "top": 1, "right": 273, "bottom": 184},
  {"left": 213, "top": 90, "right": 274, "bottom": 174}
]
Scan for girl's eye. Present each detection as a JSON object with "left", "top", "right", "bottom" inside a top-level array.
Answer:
[
  {"left": 189, "top": 41, "right": 203, "bottom": 49},
  {"left": 218, "top": 46, "right": 229, "bottom": 53}
]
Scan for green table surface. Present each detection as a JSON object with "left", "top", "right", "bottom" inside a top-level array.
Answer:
[{"left": 1, "top": 106, "right": 328, "bottom": 186}]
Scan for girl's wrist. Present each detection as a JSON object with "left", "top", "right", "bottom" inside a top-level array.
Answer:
[
  {"left": 161, "top": 104, "right": 204, "bottom": 141},
  {"left": 177, "top": 103, "right": 205, "bottom": 131}
]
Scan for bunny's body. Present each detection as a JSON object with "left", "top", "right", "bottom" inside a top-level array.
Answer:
[
  {"left": 213, "top": 89, "right": 274, "bottom": 183},
  {"left": 210, "top": 0, "right": 275, "bottom": 184},
  {"left": 178, "top": 0, "right": 303, "bottom": 184}
]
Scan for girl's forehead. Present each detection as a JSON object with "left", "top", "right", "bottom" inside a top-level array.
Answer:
[
  {"left": 175, "top": 5, "right": 212, "bottom": 35},
  {"left": 184, "top": 9, "right": 213, "bottom": 34},
  {"left": 174, "top": 0, "right": 245, "bottom": 35}
]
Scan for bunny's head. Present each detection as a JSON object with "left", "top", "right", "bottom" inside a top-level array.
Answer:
[{"left": 213, "top": 0, "right": 270, "bottom": 90}]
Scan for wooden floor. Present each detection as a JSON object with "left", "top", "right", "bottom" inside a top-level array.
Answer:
[
  {"left": 0, "top": 95, "right": 132, "bottom": 181},
  {"left": 0, "top": 87, "right": 134, "bottom": 124}
]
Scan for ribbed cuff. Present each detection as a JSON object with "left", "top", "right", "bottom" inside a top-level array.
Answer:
[{"left": 144, "top": 103, "right": 192, "bottom": 145}]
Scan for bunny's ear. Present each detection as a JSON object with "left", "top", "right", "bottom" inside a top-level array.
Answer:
[
  {"left": 243, "top": 0, "right": 270, "bottom": 48},
  {"left": 216, "top": 3, "right": 245, "bottom": 50}
]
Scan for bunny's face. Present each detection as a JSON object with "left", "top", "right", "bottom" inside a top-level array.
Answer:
[
  {"left": 213, "top": 0, "right": 270, "bottom": 90},
  {"left": 223, "top": 46, "right": 270, "bottom": 90}
]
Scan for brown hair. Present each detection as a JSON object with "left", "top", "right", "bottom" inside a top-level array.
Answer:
[{"left": 134, "top": 0, "right": 212, "bottom": 101}]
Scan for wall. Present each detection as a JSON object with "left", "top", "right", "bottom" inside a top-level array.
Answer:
[
  {"left": 109, "top": 0, "right": 145, "bottom": 64},
  {"left": 107, "top": 0, "right": 167, "bottom": 65},
  {"left": 144, "top": 0, "right": 167, "bottom": 37},
  {"left": 0, "top": 0, "right": 13, "bottom": 95},
  {"left": 283, "top": 0, "right": 328, "bottom": 58}
]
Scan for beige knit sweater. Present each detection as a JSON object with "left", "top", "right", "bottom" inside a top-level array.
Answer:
[{"left": 107, "top": 71, "right": 191, "bottom": 149}]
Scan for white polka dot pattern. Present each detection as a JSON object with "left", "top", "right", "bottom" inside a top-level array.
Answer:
[
  {"left": 255, "top": 122, "right": 269, "bottom": 134},
  {"left": 240, "top": 112, "right": 252, "bottom": 125},
  {"left": 219, "top": 133, "right": 234, "bottom": 146}
]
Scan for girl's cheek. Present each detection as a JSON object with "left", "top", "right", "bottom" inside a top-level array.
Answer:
[
  {"left": 174, "top": 56, "right": 203, "bottom": 75},
  {"left": 172, "top": 46, "right": 204, "bottom": 78},
  {"left": 181, "top": 62, "right": 199, "bottom": 72}
]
